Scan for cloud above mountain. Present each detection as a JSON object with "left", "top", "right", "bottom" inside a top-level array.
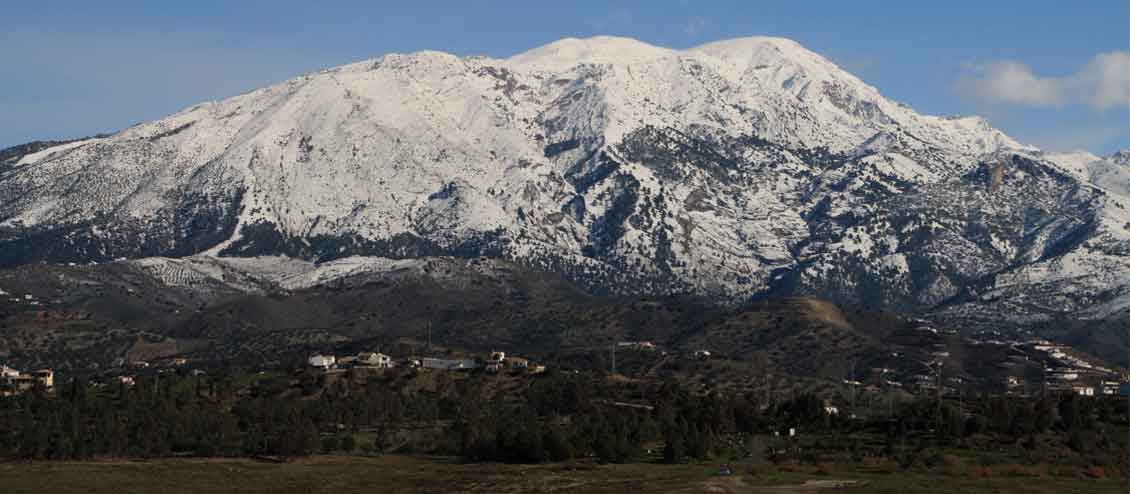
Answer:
[{"left": 956, "top": 51, "right": 1130, "bottom": 111}]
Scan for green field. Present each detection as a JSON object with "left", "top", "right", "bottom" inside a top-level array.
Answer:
[{"left": 1, "top": 455, "right": 1124, "bottom": 494}]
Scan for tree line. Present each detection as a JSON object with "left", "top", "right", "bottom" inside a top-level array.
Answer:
[{"left": 0, "top": 366, "right": 1126, "bottom": 466}]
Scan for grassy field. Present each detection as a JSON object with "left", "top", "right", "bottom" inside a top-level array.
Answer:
[{"left": 0, "top": 455, "right": 1125, "bottom": 494}]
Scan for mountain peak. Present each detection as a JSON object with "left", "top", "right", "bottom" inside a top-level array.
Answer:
[
  {"left": 507, "top": 36, "right": 676, "bottom": 68},
  {"left": 688, "top": 35, "right": 820, "bottom": 62}
]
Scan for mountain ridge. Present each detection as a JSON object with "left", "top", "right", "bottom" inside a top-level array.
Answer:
[{"left": 1, "top": 35, "right": 1127, "bottom": 333}]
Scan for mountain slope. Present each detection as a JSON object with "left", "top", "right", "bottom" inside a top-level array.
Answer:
[{"left": 1, "top": 35, "right": 1127, "bottom": 329}]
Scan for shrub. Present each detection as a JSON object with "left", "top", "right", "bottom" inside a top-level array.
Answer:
[
  {"left": 941, "top": 454, "right": 964, "bottom": 477},
  {"left": 967, "top": 465, "right": 994, "bottom": 479},
  {"left": 321, "top": 435, "right": 339, "bottom": 454},
  {"left": 743, "top": 461, "right": 775, "bottom": 478}
]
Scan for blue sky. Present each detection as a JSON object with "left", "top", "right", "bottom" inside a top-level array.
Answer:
[{"left": 2, "top": 1, "right": 1127, "bottom": 153}]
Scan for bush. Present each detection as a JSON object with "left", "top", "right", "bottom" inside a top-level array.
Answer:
[
  {"left": 967, "top": 465, "right": 994, "bottom": 479},
  {"left": 743, "top": 462, "right": 774, "bottom": 478},
  {"left": 321, "top": 435, "right": 339, "bottom": 454},
  {"left": 1086, "top": 466, "right": 1107, "bottom": 479},
  {"left": 941, "top": 454, "right": 964, "bottom": 477}
]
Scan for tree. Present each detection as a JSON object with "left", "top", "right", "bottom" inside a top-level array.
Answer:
[
  {"left": 321, "top": 435, "right": 339, "bottom": 454},
  {"left": 663, "top": 428, "right": 685, "bottom": 464},
  {"left": 544, "top": 426, "right": 572, "bottom": 462}
]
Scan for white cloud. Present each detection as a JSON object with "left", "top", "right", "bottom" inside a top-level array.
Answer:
[
  {"left": 1076, "top": 52, "right": 1130, "bottom": 110},
  {"left": 956, "top": 51, "right": 1130, "bottom": 111}
]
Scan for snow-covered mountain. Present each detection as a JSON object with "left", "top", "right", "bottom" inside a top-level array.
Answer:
[{"left": 2, "top": 35, "right": 1128, "bottom": 328}]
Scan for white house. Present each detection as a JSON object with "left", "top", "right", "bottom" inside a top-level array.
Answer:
[
  {"left": 308, "top": 354, "right": 336, "bottom": 369},
  {"left": 1072, "top": 385, "right": 1095, "bottom": 397},
  {"left": 694, "top": 350, "right": 712, "bottom": 360},
  {"left": 32, "top": 369, "right": 53, "bottom": 389},
  {"left": 358, "top": 352, "right": 393, "bottom": 368},
  {"left": 0, "top": 365, "right": 19, "bottom": 379}
]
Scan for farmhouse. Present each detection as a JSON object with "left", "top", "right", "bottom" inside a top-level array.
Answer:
[
  {"left": 1072, "top": 385, "right": 1095, "bottom": 397},
  {"left": 505, "top": 357, "right": 529, "bottom": 369},
  {"left": 0, "top": 367, "right": 53, "bottom": 395},
  {"left": 308, "top": 354, "right": 336, "bottom": 370},
  {"left": 32, "top": 369, "right": 54, "bottom": 389},
  {"left": 0, "top": 365, "right": 19, "bottom": 379},
  {"left": 357, "top": 352, "right": 393, "bottom": 368}
]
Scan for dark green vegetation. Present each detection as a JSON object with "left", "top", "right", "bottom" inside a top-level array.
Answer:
[{"left": 1, "top": 364, "right": 1127, "bottom": 482}]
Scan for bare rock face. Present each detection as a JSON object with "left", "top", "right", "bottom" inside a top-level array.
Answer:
[{"left": 1, "top": 36, "right": 1128, "bottom": 329}]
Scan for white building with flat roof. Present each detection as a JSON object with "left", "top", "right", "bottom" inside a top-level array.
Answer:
[{"left": 308, "top": 354, "right": 336, "bottom": 369}]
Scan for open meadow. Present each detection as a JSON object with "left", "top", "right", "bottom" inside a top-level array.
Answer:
[{"left": 2, "top": 455, "right": 1125, "bottom": 494}]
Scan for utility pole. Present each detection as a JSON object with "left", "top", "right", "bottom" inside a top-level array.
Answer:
[
  {"left": 611, "top": 341, "right": 617, "bottom": 375},
  {"left": 937, "top": 362, "right": 943, "bottom": 443},
  {"left": 887, "top": 378, "right": 893, "bottom": 421}
]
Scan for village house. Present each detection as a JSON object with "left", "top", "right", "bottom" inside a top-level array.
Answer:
[
  {"left": 823, "top": 400, "right": 839, "bottom": 416},
  {"left": 32, "top": 369, "right": 54, "bottom": 389},
  {"left": 617, "top": 341, "right": 656, "bottom": 351},
  {"left": 1004, "top": 375, "right": 1024, "bottom": 395},
  {"left": 485, "top": 361, "right": 503, "bottom": 374},
  {"left": 1, "top": 368, "right": 53, "bottom": 395},
  {"left": 694, "top": 350, "right": 712, "bottom": 360},
  {"left": 1101, "top": 381, "right": 1121, "bottom": 395},
  {"left": 1072, "top": 385, "right": 1095, "bottom": 397},
  {"left": 308, "top": 354, "right": 336, "bottom": 370},
  {"left": 0, "top": 365, "right": 19, "bottom": 379},
  {"left": 505, "top": 356, "right": 529, "bottom": 369},
  {"left": 488, "top": 351, "right": 506, "bottom": 364},
  {"left": 1, "top": 375, "right": 36, "bottom": 396},
  {"left": 357, "top": 352, "right": 393, "bottom": 368}
]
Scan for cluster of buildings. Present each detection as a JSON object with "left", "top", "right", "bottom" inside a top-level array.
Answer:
[
  {"left": 307, "top": 350, "right": 545, "bottom": 375},
  {"left": 307, "top": 352, "right": 394, "bottom": 370},
  {"left": 0, "top": 364, "right": 54, "bottom": 396},
  {"left": 1005, "top": 339, "right": 1129, "bottom": 397},
  {"left": 4, "top": 292, "right": 42, "bottom": 306}
]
